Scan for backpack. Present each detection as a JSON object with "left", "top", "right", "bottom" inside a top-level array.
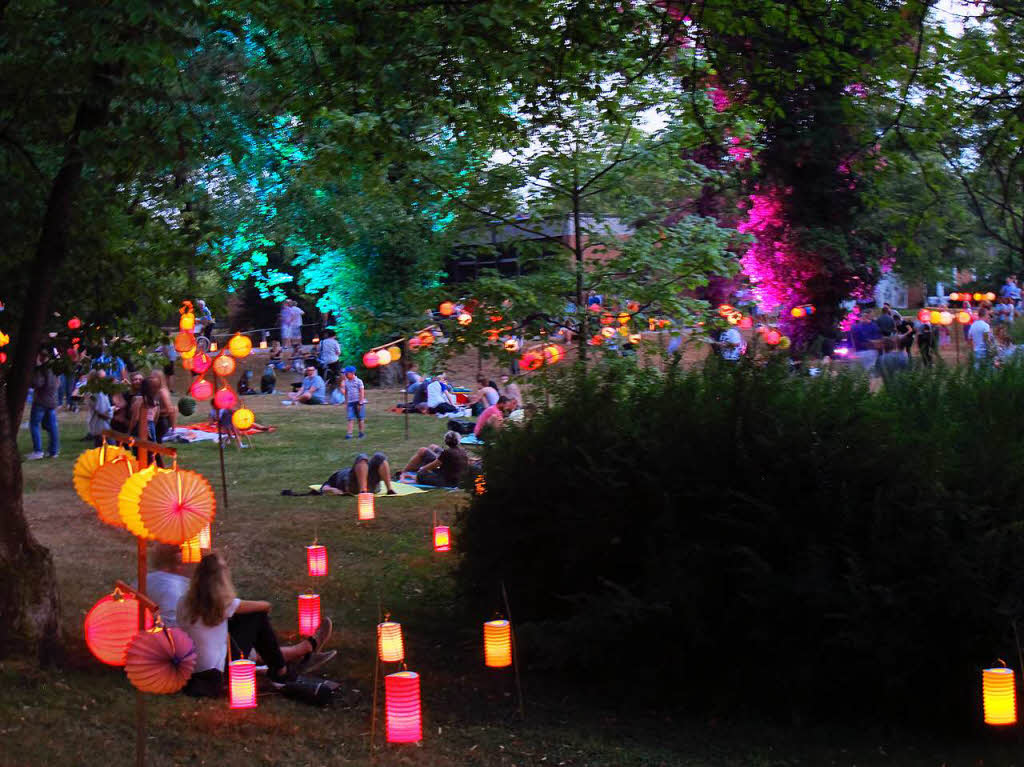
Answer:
[{"left": 447, "top": 419, "right": 475, "bottom": 435}]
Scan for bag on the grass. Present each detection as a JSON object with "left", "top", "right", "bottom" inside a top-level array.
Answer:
[
  {"left": 281, "top": 675, "right": 342, "bottom": 706},
  {"left": 447, "top": 419, "right": 475, "bottom": 435}
]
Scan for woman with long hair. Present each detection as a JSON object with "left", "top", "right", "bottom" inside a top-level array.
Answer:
[{"left": 147, "top": 370, "right": 176, "bottom": 443}]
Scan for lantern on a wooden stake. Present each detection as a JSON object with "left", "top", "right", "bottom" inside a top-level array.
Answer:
[
  {"left": 190, "top": 377, "right": 213, "bottom": 401},
  {"left": 91, "top": 455, "right": 137, "bottom": 528},
  {"left": 212, "top": 354, "right": 236, "bottom": 377},
  {"left": 358, "top": 492, "right": 375, "bottom": 521},
  {"left": 228, "top": 333, "right": 252, "bottom": 358},
  {"left": 84, "top": 592, "right": 154, "bottom": 666},
  {"left": 385, "top": 671, "right": 422, "bottom": 743},
  {"left": 483, "top": 619, "right": 512, "bottom": 668},
  {"left": 213, "top": 386, "right": 238, "bottom": 410},
  {"left": 306, "top": 544, "right": 327, "bottom": 577},
  {"left": 125, "top": 627, "right": 196, "bottom": 694},
  {"left": 298, "top": 594, "right": 321, "bottom": 636},
  {"left": 232, "top": 408, "right": 254, "bottom": 430},
  {"left": 228, "top": 659, "right": 257, "bottom": 709},
  {"left": 389, "top": 345, "right": 402, "bottom": 362},
  {"left": 378, "top": 621, "right": 405, "bottom": 662},
  {"left": 983, "top": 666, "right": 1017, "bottom": 725},
  {"left": 433, "top": 525, "right": 451, "bottom": 552}
]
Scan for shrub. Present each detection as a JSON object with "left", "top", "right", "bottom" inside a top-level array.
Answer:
[{"left": 456, "top": 358, "right": 1024, "bottom": 725}]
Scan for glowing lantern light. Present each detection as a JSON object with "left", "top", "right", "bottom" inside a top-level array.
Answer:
[
  {"left": 232, "top": 408, "right": 254, "bottom": 430},
  {"left": 181, "top": 356, "right": 194, "bottom": 372},
  {"left": 0, "top": 332, "right": 7, "bottom": 347},
  {"left": 73, "top": 445, "right": 128, "bottom": 509},
  {"left": 358, "top": 492, "right": 375, "bottom": 521},
  {"left": 543, "top": 344, "right": 564, "bottom": 365},
  {"left": 717, "top": 304, "right": 734, "bottom": 316},
  {"left": 790, "top": 306, "right": 806, "bottom": 318},
  {"left": 986, "top": 292, "right": 996, "bottom": 302},
  {"left": 90, "top": 456, "right": 137, "bottom": 528},
  {"left": 213, "top": 387, "right": 238, "bottom": 410},
  {"left": 589, "top": 335, "right": 604, "bottom": 346},
  {"left": 417, "top": 331, "right": 435, "bottom": 347},
  {"left": 210, "top": 343, "right": 218, "bottom": 352},
  {"left": 765, "top": 330, "right": 782, "bottom": 346},
  {"left": 362, "top": 351, "right": 380, "bottom": 369},
  {"left": 389, "top": 346, "right": 402, "bottom": 362},
  {"left": 617, "top": 312, "right": 630, "bottom": 325},
  {"left": 601, "top": 327, "right": 615, "bottom": 339},
  {"left": 180, "top": 346, "right": 195, "bottom": 361},
  {"left": 457, "top": 312, "right": 473, "bottom": 326},
  {"left": 408, "top": 337, "right": 421, "bottom": 350},
  {"left": 930, "top": 310, "right": 942, "bottom": 324},
  {"left": 385, "top": 671, "right": 422, "bottom": 743},
  {"left": 433, "top": 525, "right": 451, "bottom": 552},
  {"left": 84, "top": 592, "right": 154, "bottom": 666},
  {"left": 125, "top": 627, "right": 196, "bottom": 694},
  {"left": 439, "top": 301, "right": 455, "bottom": 316},
  {"left": 174, "top": 331, "right": 196, "bottom": 353},
  {"left": 67, "top": 316, "right": 82, "bottom": 330},
  {"left": 298, "top": 594, "right": 321, "bottom": 636},
  {"left": 628, "top": 333, "right": 642, "bottom": 345},
  {"left": 181, "top": 536, "right": 202, "bottom": 564},
  {"left": 212, "top": 354, "right": 236, "bottom": 377},
  {"left": 228, "top": 333, "right": 252, "bottom": 358},
  {"left": 503, "top": 338, "right": 520, "bottom": 352},
  {"left": 519, "top": 351, "right": 542, "bottom": 371},
  {"left": 483, "top": 620, "right": 513, "bottom": 668},
  {"left": 940, "top": 311, "right": 954, "bottom": 326},
  {"left": 974, "top": 292, "right": 983, "bottom": 302},
  {"left": 378, "top": 621, "right": 405, "bottom": 662},
  {"left": 190, "top": 377, "right": 213, "bottom": 401},
  {"left": 197, "top": 523, "right": 211, "bottom": 549},
  {"left": 376, "top": 349, "right": 392, "bottom": 367},
  {"left": 983, "top": 667, "right": 1017, "bottom": 725},
  {"left": 589, "top": 303, "right": 602, "bottom": 313},
  {"left": 0, "top": 352, "right": 6, "bottom": 364},
  {"left": 917, "top": 309, "right": 931, "bottom": 323},
  {"left": 306, "top": 544, "right": 327, "bottom": 577},
  {"left": 949, "top": 292, "right": 960, "bottom": 301},
  {"left": 599, "top": 314, "right": 614, "bottom": 326},
  {"left": 726, "top": 311, "right": 742, "bottom": 325},
  {"left": 259, "top": 340, "right": 268, "bottom": 349},
  {"left": 228, "top": 659, "right": 257, "bottom": 709},
  {"left": 191, "top": 353, "right": 212, "bottom": 376},
  {"left": 957, "top": 311, "right": 972, "bottom": 324},
  {"left": 179, "top": 313, "right": 195, "bottom": 332},
  {"left": 485, "top": 329, "right": 499, "bottom": 343}
]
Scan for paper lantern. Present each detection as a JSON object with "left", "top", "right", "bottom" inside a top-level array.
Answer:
[
  {"left": 417, "top": 331, "right": 435, "bottom": 347},
  {"left": 197, "top": 522, "right": 211, "bottom": 549},
  {"left": 125, "top": 627, "right": 196, "bottom": 694},
  {"left": 90, "top": 455, "right": 138, "bottom": 528},
  {"left": 930, "top": 310, "right": 942, "bottom": 324},
  {"left": 600, "top": 326, "right": 615, "bottom": 339},
  {"left": 67, "top": 316, "right": 81, "bottom": 330},
  {"left": 957, "top": 311, "right": 972, "bottom": 324},
  {"left": 298, "top": 594, "right": 321, "bottom": 636},
  {"left": 519, "top": 351, "right": 542, "bottom": 371},
  {"left": 179, "top": 313, "right": 195, "bottom": 331},
  {"left": 739, "top": 316, "right": 753, "bottom": 329},
  {"left": 385, "top": 671, "right": 422, "bottom": 743},
  {"left": 378, "top": 621, "right": 405, "bottom": 662},
  {"left": 180, "top": 536, "right": 202, "bottom": 564},
  {"left": 209, "top": 343, "right": 218, "bottom": 352},
  {"left": 311, "top": 336, "right": 320, "bottom": 344},
  {"left": 917, "top": 309, "right": 931, "bottom": 322},
  {"left": 180, "top": 346, "right": 195, "bottom": 361},
  {"left": 173, "top": 331, "right": 196, "bottom": 353},
  {"left": 985, "top": 292, "right": 996, "bottom": 302},
  {"left": 589, "top": 335, "right": 604, "bottom": 346},
  {"left": 503, "top": 338, "right": 520, "bottom": 352},
  {"left": 949, "top": 292, "right": 960, "bottom": 301},
  {"left": 618, "top": 325, "right": 630, "bottom": 336},
  {"left": 0, "top": 352, "right": 6, "bottom": 364},
  {"left": 389, "top": 345, "right": 402, "bottom": 362},
  {"left": 229, "top": 659, "right": 257, "bottom": 709},
  {"left": 131, "top": 468, "right": 216, "bottom": 544},
  {"left": 483, "top": 620, "right": 512, "bottom": 668},
  {"left": 726, "top": 311, "right": 742, "bottom": 325},
  {"left": 228, "top": 333, "right": 253, "bottom": 358},
  {"left": 232, "top": 408, "right": 254, "bottom": 430},
  {"left": 116, "top": 465, "right": 159, "bottom": 536},
  {"left": 717, "top": 304, "right": 733, "bottom": 316},
  {"left": 306, "top": 544, "right": 327, "bottom": 577},
  {"left": 189, "top": 377, "right": 213, "bottom": 401},
  {"left": 259, "top": 340, "right": 268, "bottom": 349},
  {"left": 983, "top": 667, "right": 1017, "bottom": 725},
  {"left": 358, "top": 492, "right": 375, "bottom": 521},
  {"left": 433, "top": 525, "right": 451, "bottom": 552},
  {"left": 457, "top": 312, "right": 473, "bottom": 326},
  {"left": 362, "top": 351, "right": 380, "bottom": 368},
  {"left": 790, "top": 306, "right": 806, "bottom": 318},
  {"left": 84, "top": 593, "right": 154, "bottom": 666},
  {"left": 74, "top": 445, "right": 128, "bottom": 509},
  {"left": 191, "top": 352, "right": 212, "bottom": 376},
  {"left": 439, "top": 301, "right": 454, "bottom": 316},
  {"left": 408, "top": 337, "right": 422, "bottom": 350},
  {"left": 599, "top": 314, "right": 614, "bottom": 326},
  {"left": 181, "top": 356, "right": 194, "bottom": 372},
  {"left": 628, "top": 333, "right": 642, "bottom": 344},
  {"left": 543, "top": 344, "right": 564, "bottom": 365},
  {"left": 212, "top": 353, "right": 236, "bottom": 377},
  {"left": 617, "top": 312, "right": 630, "bottom": 325},
  {"left": 376, "top": 349, "right": 392, "bottom": 367},
  {"left": 213, "top": 386, "right": 238, "bottom": 410},
  {"left": 974, "top": 292, "right": 983, "bottom": 302},
  {"left": 940, "top": 311, "right": 954, "bottom": 326}
]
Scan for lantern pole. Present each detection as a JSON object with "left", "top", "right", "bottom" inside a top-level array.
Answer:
[
  {"left": 500, "top": 581, "right": 525, "bottom": 720},
  {"left": 136, "top": 418, "right": 150, "bottom": 767},
  {"left": 217, "top": 418, "right": 229, "bottom": 509},
  {"left": 954, "top": 323, "right": 961, "bottom": 367},
  {"left": 369, "top": 598, "right": 383, "bottom": 755},
  {"left": 402, "top": 339, "right": 409, "bottom": 441}
]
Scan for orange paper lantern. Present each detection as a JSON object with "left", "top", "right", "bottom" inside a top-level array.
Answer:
[
  {"left": 190, "top": 377, "right": 213, "bottom": 401},
  {"left": 985, "top": 292, "right": 996, "bottom": 302},
  {"left": 543, "top": 344, "right": 564, "bottom": 365},
  {"left": 306, "top": 544, "right": 327, "bottom": 577},
  {"left": 73, "top": 445, "right": 128, "bottom": 509},
  {"left": 232, "top": 408, "right": 254, "bottom": 430},
  {"left": 213, "top": 387, "right": 238, "bottom": 410},
  {"left": 181, "top": 537, "right": 202, "bottom": 564},
  {"left": 358, "top": 492, "right": 375, "bottom": 521},
  {"left": 589, "top": 334, "right": 604, "bottom": 346},
  {"left": 212, "top": 354, "right": 236, "bottom": 377},
  {"left": 433, "top": 525, "right": 451, "bottom": 552},
  {"left": 389, "top": 345, "right": 402, "bottom": 362},
  {"left": 439, "top": 301, "right": 454, "bottom": 316},
  {"left": 378, "top": 621, "right": 405, "bottom": 662},
  {"left": 519, "top": 351, "right": 542, "bottom": 371},
  {"left": 483, "top": 619, "right": 512, "bottom": 668},
  {"left": 298, "top": 594, "right": 321, "bottom": 636},
  {"left": 135, "top": 468, "right": 216, "bottom": 544},
  {"left": 84, "top": 592, "right": 154, "bottom": 666},
  {"left": 417, "top": 331, "right": 435, "bottom": 347},
  {"left": 957, "top": 311, "right": 972, "bottom": 324},
  {"left": 385, "top": 671, "right": 422, "bottom": 743},
  {"left": 125, "top": 627, "right": 196, "bottom": 694},
  {"left": 90, "top": 455, "right": 137, "bottom": 528},
  {"left": 229, "top": 659, "right": 257, "bottom": 709},
  {"left": 362, "top": 351, "right": 380, "bottom": 369},
  {"left": 974, "top": 292, "right": 983, "bottom": 302},
  {"left": 930, "top": 310, "right": 942, "bottom": 324},
  {"left": 179, "top": 313, "right": 195, "bottom": 332},
  {"left": 181, "top": 356, "right": 194, "bottom": 372},
  {"left": 228, "top": 333, "right": 252, "bottom": 358},
  {"left": 984, "top": 667, "right": 1017, "bottom": 725},
  {"left": 600, "top": 314, "right": 614, "bottom": 326},
  {"left": 173, "top": 331, "right": 196, "bottom": 353}
]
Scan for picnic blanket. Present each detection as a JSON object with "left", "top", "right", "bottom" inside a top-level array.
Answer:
[
  {"left": 307, "top": 482, "right": 427, "bottom": 496},
  {"left": 459, "top": 433, "right": 484, "bottom": 445},
  {"left": 167, "top": 427, "right": 222, "bottom": 443}
]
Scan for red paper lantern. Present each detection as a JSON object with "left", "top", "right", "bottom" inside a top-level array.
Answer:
[
  {"left": 213, "top": 386, "right": 238, "bottom": 410},
  {"left": 588, "top": 303, "right": 602, "bottom": 312},
  {"left": 84, "top": 593, "right": 155, "bottom": 666},
  {"left": 229, "top": 659, "right": 257, "bottom": 709},
  {"left": 378, "top": 621, "right": 405, "bottom": 663},
  {"left": 0, "top": 352, "right": 6, "bottom": 364},
  {"left": 519, "top": 351, "right": 542, "bottom": 371},
  {"left": 483, "top": 619, "right": 512, "bottom": 668},
  {"left": 417, "top": 331, "right": 435, "bottom": 347},
  {"left": 739, "top": 316, "right": 753, "bottom": 329},
  {"left": 362, "top": 351, "right": 380, "bottom": 369},
  {"left": 439, "top": 301, "right": 454, "bottom": 316},
  {"left": 408, "top": 336, "right": 421, "bottom": 350},
  {"left": 599, "top": 314, "right": 614, "bottom": 326},
  {"left": 306, "top": 544, "right": 327, "bottom": 577},
  {"left": 765, "top": 330, "right": 782, "bottom": 346},
  {"left": 298, "top": 594, "right": 321, "bottom": 636},
  {"left": 917, "top": 309, "right": 931, "bottom": 323},
  {"left": 67, "top": 316, "right": 82, "bottom": 330},
  {"left": 191, "top": 352, "right": 212, "bottom": 375},
  {"left": 589, "top": 334, "right": 604, "bottom": 346},
  {"left": 212, "top": 354, "right": 236, "bottom": 377},
  {"left": 385, "top": 671, "right": 422, "bottom": 743},
  {"left": 189, "top": 377, "right": 213, "bottom": 401},
  {"left": 433, "top": 525, "right": 451, "bottom": 552}
]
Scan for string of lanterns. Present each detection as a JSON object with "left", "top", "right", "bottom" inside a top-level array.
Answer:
[{"left": 950, "top": 291, "right": 996, "bottom": 303}]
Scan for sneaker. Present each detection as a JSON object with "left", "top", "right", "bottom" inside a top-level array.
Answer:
[
  {"left": 25, "top": 452, "right": 44, "bottom": 461},
  {"left": 46, "top": 452, "right": 59, "bottom": 459},
  {"left": 358, "top": 432, "right": 365, "bottom": 439},
  {"left": 296, "top": 650, "right": 337, "bottom": 675},
  {"left": 344, "top": 434, "right": 352, "bottom": 440},
  {"left": 309, "top": 617, "right": 333, "bottom": 653}
]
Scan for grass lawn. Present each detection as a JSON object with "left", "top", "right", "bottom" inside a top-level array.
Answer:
[{"left": 2, "top": 388, "right": 1022, "bottom": 766}]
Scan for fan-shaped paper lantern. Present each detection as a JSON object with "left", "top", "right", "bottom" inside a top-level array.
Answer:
[
  {"left": 228, "top": 333, "right": 253, "bottom": 358},
  {"left": 117, "top": 465, "right": 160, "bottom": 538},
  {"left": 298, "top": 594, "right": 321, "bottom": 636},
  {"left": 457, "top": 312, "right": 473, "bottom": 326},
  {"left": 984, "top": 667, "right": 1017, "bottom": 725},
  {"left": 433, "top": 525, "right": 451, "bottom": 552},
  {"left": 191, "top": 353, "right": 212, "bottom": 376},
  {"left": 362, "top": 351, "right": 380, "bottom": 369},
  {"left": 439, "top": 301, "right": 454, "bottom": 316},
  {"left": 125, "top": 627, "right": 196, "bottom": 694},
  {"left": 306, "top": 544, "right": 327, "bottom": 577},
  {"left": 179, "top": 313, "right": 195, "bottom": 331},
  {"left": 232, "top": 408, "right": 254, "bottom": 430},
  {"left": 376, "top": 349, "right": 392, "bottom": 367},
  {"left": 85, "top": 593, "right": 154, "bottom": 666},
  {"left": 190, "top": 378, "right": 213, "bottom": 401},
  {"left": 389, "top": 346, "right": 402, "bottom": 362},
  {"left": 173, "top": 331, "right": 196, "bottom": 353},
  {"left": 385, "top": 671, "right": 422, "bottom": 743},
  {"left": 358, "top": 492, "right": 375, "bottom": 521},
  {"left": 229, "top": 659, "right": 257, "bottom": 709},
  {"left": 132, "top": 468, "right": 216, "bottom": 545},
  {"left": 213, "top": 387, "right": 238, "bottom": 410},
  {"left": 212, "top": 354, "right": 236, "bottom": 377},
  {"left": 484, "top": 620, "right": 512, "bottom": 668},
  {"left": 378, "top": 621, "right": 405, "bottom": 662},
  {"left": 90, "top": 455, "right": 138, "bottom": 528},
  {"left": 74, "top": 445, "right": 128, "bottom": 509}
]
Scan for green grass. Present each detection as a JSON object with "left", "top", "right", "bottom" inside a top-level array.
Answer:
[{"left": 3, "top": 390, "right": 1023, "bottom": 766}]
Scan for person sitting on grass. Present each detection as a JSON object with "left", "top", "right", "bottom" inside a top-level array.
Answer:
[
  {"left": 473, "top": 395, "right": 515, "bottom": 438},
  {"left": 146, "top": 543, "right": 194, "bottom": 629},
  {"left": 178, "top": 551, "right": 335, "bottom": 697},
  {"left": 469, "top": 374, "right": 499, "bottom": 417},
  {"left": 287, "top": 366, "right": 326, "bottom": 405},
  {"left": 319, "top": 452, "right": 397, "bottom": 495},
  {"left": 417, "top": 372, "right": 458, "bottom": 414},
  {"left": 401, "top": 431, "right": 471, "bottom": 488}
]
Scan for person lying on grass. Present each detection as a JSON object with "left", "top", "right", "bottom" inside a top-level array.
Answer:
[
  {"left": 319, "top": 451, "right": 397, "bottom": 495},
  {"left": 400, "top": 430, "right": 472, "bottom": 487},
  {"left": 177, "top": 551, "right": 335, "bottom": 697}
]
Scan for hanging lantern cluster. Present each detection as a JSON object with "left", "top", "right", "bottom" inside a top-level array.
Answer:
[
  {"left": 116, "top": 464, "right": 216, "bottom": 544},
  {"left": 789, "top": 304, "right": 816, "bottom": 319},
  {"left": 408, "top": 329, "right": 436, "bottom": 350},
  {"left": 757, "top": 325, "right": 790, "bottom": 349},
  {"left": 950, "top": 291, "right": 996, "bottom": 303},
  {"left": 363, "top": 344, "right": 401, "bottom": 369},
  {"left": 84, "top": 590, "right": 155, "bottom": 666}
]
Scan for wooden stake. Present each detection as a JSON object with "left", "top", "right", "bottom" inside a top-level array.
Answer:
[
  {"left": 217, "top": 418, "right": 229, "bottom": 509},
  {"left": 500, "top": 581, "right": 525, "bottom": 719}
]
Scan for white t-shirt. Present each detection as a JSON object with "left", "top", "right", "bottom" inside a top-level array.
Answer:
[
  {"left": 426, "top": 380, "right": 449, "bottom": 408},
  {"left": 719, "top": 328, "right": 744, "bottom": 361},
  {"left": 968, "top": 320, "right": 991, "bottom": 353},
  {"left": 177, "top": 596, "right": 240, "bottom": 672},
  {"left": 319, "top": 337, "right": 341, "bottom": 364},
  {"left": 146, "top": 571, "right": 189, "bottom": 628}
]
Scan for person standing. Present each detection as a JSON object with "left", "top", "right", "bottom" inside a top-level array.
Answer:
[
  {"left": 895, "top": 314, "right": 916, "bottom": 360},
  {"left": 968, "top": 306, "right": 993, "bottom": 367},
  {"left": 715, "top": 325, "right": 745, "bottom": 361},
  {"left": 917, "top": 315, "right": 935, "bottom": 366},
  {"left": 196, "top": 300, "right": 215, "bottom": 340},
  {"left": 342, "top": 366, "right": 366, "bottom": 439},
  {"left": 27, "top": 350, "right": 60, "bottom": 459},
  {"left": 86, "top": 370, "right": 113, "bottom": 446},
  {"left": 318, "top": 329, "right": 342, "bottom": 384},
  {"left": 875, "top": 306, "right": 896, "bottom": 337},
  {"left": 148, "top": 370, "right": 176, "bottom": 443}
]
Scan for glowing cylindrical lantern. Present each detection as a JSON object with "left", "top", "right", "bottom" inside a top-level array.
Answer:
[
  {"left": 457, "top": 312, "right": 472, "bottom": 326},
  {"left": 376, "top": 349, "right": 392, "bottom": 367},
  {"left": 228, "top": 659, "right": 257, "bottom": 709},
  {"left": 190, "top": 377, "right": 213, "bottom": 401},
  {"left": 930, "top": 310, "right": 942, "bottom": 324},
  {"left": 180, "top": 536, "right": 202, "bottom": 564},
  {"left": 197, "top": 523, "right": 211, "bottom": 549},
  {"left": 389, "top": 345, "right": 402, "bottom": 362},
  {"left": 259, "top": 340, "right": 268, "bottom": 349},
  {"left": 84, "top": 593, "right": 154, "bottom": 666},
  {"left": 209, "top": 343, "right": 218, "bottom": 352},
  {"left": 358, "top": 492, "right": 375, "bottom": 521},
  {"left": 983, "top": 667, "right": 1017, "bottom": 725},
  {"left": 378, "top": 621, "right": 405, "bottom": 662},
  {"left": 306, "top": 544, "right": 327, "bottom": 577},
  {"left": 439, "top": 301, "right": 454, "bottom": 316},
  {"left": 228, "top": 333, "right": 253, "bottom": 358},
  {"left": 213, "top": 386, "right": 238, "bottom": 410},
  {"left": 212, "top": 353, "right": 236, "bottom": 377},
  {"left": 362, "top": 351, "right": 380, "bottom": 368},
  {"left": 483, "top": 620, "right": 512, "bottom": 668},
  {"left": 298, "top": 594, "right": 321, "bottom": 636},
  {"left": 385, "top": 671, "right": 422, "bottom": 743},
  {"left": 179, "top": 313, "right": 195, "bottom": 331},
  {"left": 232, "top": 408, "right": 254, "bottom": 430}
]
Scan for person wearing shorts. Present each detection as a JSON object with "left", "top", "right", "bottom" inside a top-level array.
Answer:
[
  {"left": 341, "top": 365, "right": 366, "bottom": 439},
  {"left": 402, "top": 431, "right": 471, "bottom": 488},
  {"left": 320, "top": 452, "right": 396, "bottom": 495},
  {"left": 288, "top": 366, "right": 326, "bottom": 405}
]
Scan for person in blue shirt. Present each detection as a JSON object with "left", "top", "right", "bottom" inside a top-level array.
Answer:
[
  {"left": 287, "top": 366, "right": 326, "bottom": 405},
  {"left": 341, "top": 366, "right": 366, "bottom": 439}
]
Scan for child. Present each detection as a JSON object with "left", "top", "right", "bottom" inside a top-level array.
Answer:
[
  {"left": 86, "top": 370, "right": 112, "bottom": 446},
  {"left": 341, "top": 365, "right": 366, "bottom": 439},
  {"left": 260, "top": 363, "right": 277, "bottom": 394},
  {"left": 177, "top": 552, "right": 335, "bottom": 697}
]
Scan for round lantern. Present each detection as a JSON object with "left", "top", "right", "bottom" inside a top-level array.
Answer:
[
  {"left": 986, "top": 292, "right": 996, "bottom": 302},
  {"left": 115, "top": 465, "right": 159, "bottom": 537},
  {"left": 717, "top": 304, "right": 733, "bottom": 316},
  {"left": 298, "top": 594, "right": 321, "bottom": 636},
  {"left": 389, "top": 345, "right": 402, "bottom": 362},
  {"left": 90, "top": 455, "right": 138, "bottom": 528},
  {"left": 628, "top": 333, "right": 642, "bottom": 344},
  {"left": 130, "top": 467, "right": 216, "bottom": 544},
  {"left": 378, "top": 621, "right": 405, "bottom": 662},
  {"left": 779, "top": 336, "right": 792, "bottom": 350},
  {"left": 67, "top": 316, "right": 82, "bottom": 330},
  {"left": 483, "top": 620, "right": 512, "bottom": 668},
  {"left": 179, "top": 313, "right": 195, "bottom": 332},
  {"left": 983, "top": 667, "right": 1017, "bottom": 725},
  {"left": 190, "top": 352, "right": 212, "bottom": 376},
  {"left": 180, "top": 346, "right": 196, "bottom": 361},
  {"left": 618, "top": 325, "right": 630, "bottom": 336},
  {"left": 385, "top": 671, "right": 422, "bottom": 743},
  {"left": 173, "top": 331, "right": 196, "bottom": 354},
  {"left": 362, "top": 351, "right": 380, "bottom": 369},
  {"left": 84, "top": 592, "right": 155, "bottom": 666},
  {"left": 600, "top": 326, "right": 615, "bottom": 339},
  {"left": 949, "top": 292, "right": 960, "bottom": 301},
  {"left": 600, "top": 314, "right": 614, "bottom": 326},
  {"left": 940, "top": 311, "right": 953, "bottom": 326},
  {"left": 417, "top": 331, "right": 435, "bottom": 347},
  {"left": 212, "top": 354, "right": 236, "bottom": 377},
  {"left": 376, "top": 349, "right": 392, "bottom": 367},
  {"left": 974, "top": 292, "right": 983, "bottom": 302},
  {"left": 125, "top": 627, "right": 196, "bottom": 694},
  {"left": 228, "top": 333, "right": 252, "bottom": 358},
  {"left": 408, "top": 337, "right": 421, "bottom": 350},
  {"left": 589, "top": 335, "right": 604, "bottom": 346},
  {"left": 358, "top": 492, "right": 375, "bottom": 521},
  {"left": 213, "top": 386, "right": 238, "bottom": 410},
  {"left": 519, "top": 352, "right": 542, "bottom": 371},
  {"left": 790, "top": 306, "right": 806, "bottom": 318},
  {"left": 306, "top": 544, "right": 327, "bottom": 577},
  {"left": 433, "top": 525, "right": 451, "bottom": 552},
  {"left": 739, "top": 316, "right": 753, "bottom": 329},
  {"left": 73, "top": 445, "right": 128, "bottom": 509},
  {"left": 232, "top": 408, "right": 255, "bottom": 430},
  {"left": 439, "top": 301, "right": 454, "bottom": 316},
  {"left": 765, "top": 330, "right": 782, "bottom": 346},
  {"left": 229, "top": 659, "right": 257, "bottom": 709},
  {"left": 0, "top": 352, "right": 6, "bottom": 364},
  {"left": 190, "top": 377, "right": 213, "bottom": 401},
  {"left": 617, "top": 312, "right": 630, "bottom": 325},
  {"left": 503, "top": 338, "right": 520, "bottom": 352},
  {"left": 957, "top": 311, "right": 972, "bottom": 324},
  {"left": 181, "top": 356, "right": 194, "bottom": 372},
  {"left": 543, "top": 344, "right": 564, "bottom": 365},
  {"left": 917, "top": 309, "right": 931, "bottom": 323},
  {"left": 457, "top": 312, "right": 472, "bottom": 326},
  {"left": 930, "top": 310, "right": 942, "bottom": 324}
]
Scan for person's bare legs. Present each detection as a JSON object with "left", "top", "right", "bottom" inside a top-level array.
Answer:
[
  {"left": 353, "top": 459, "right": 370, "bottom": 492},
  {"left": 377, "top": 460, "right": 395, "bottom": 493},
  {"left": 281, "top": 639, "right": 313, "bottom": 662},
  {"left": 403, "top": 446, "right": 439, "bottom": 473}
]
